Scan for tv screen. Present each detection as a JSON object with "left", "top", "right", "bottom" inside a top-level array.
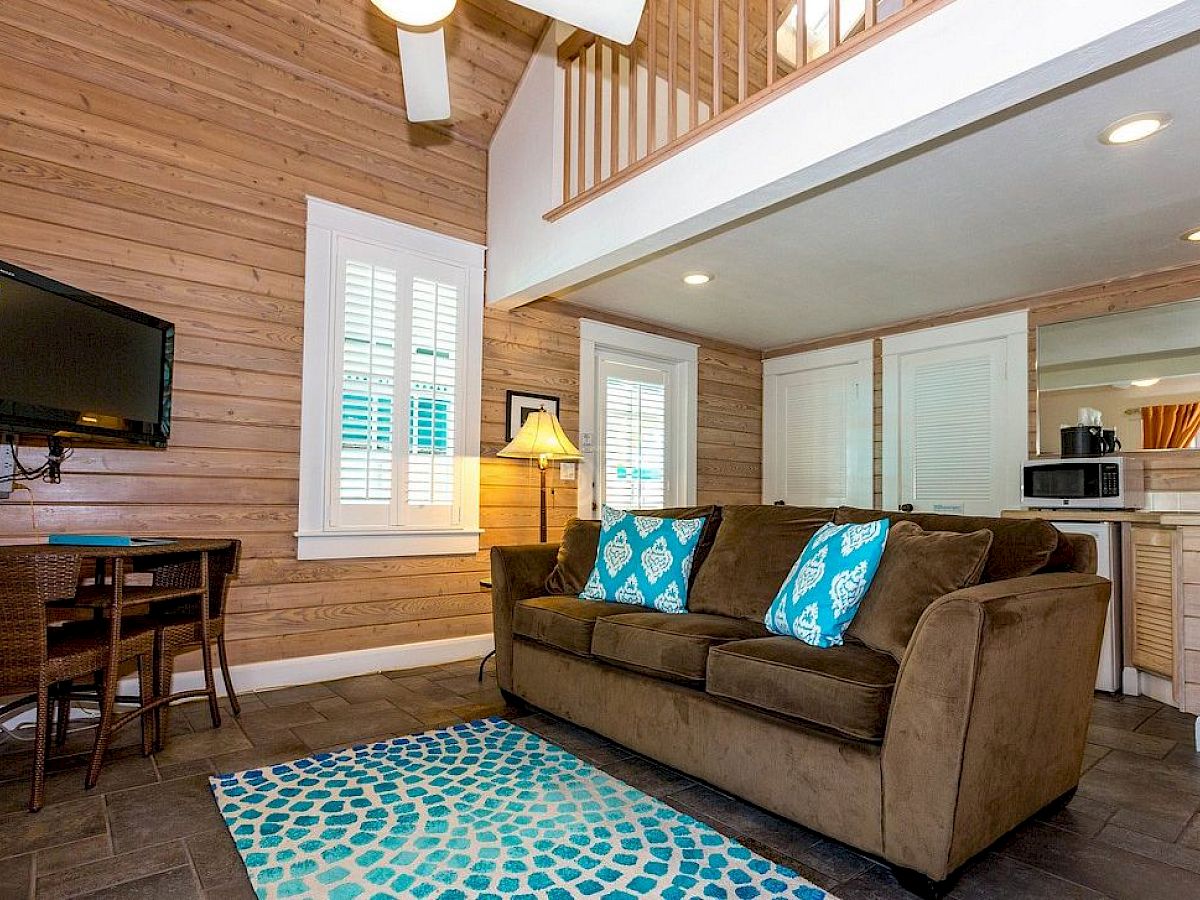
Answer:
[{"left": 0, "top": 261, "right": 173, "bottom": 447}]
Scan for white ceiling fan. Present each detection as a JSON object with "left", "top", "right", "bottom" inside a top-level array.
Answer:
[{"left": 370, "top": 0, "right": 647, "bottom": 122}]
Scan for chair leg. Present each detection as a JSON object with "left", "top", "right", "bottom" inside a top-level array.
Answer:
[
  {"left": 200, "top": 635, "right": 221, "bottom": 729},
  {"left": 85, "top": 667, "right": 119, "bottom": 791},
  {"left": 137, "top": 654, "right": 155, "bottom": 758},
  {"left": 155, "top": 639, "right": 176, "bottom": 754},
  {"left": 54, "top": 684, "right": 72, "bottom": 747},
  {"left": 216, "top": 634, "right": 240, "bottom": 717},
  {"left": 29, "top": 682, "right": 50, "bottom": 812}
]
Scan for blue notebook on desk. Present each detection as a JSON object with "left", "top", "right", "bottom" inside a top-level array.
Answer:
[{"left": 48, "top": 535, "right": 175, "bottom": 547}]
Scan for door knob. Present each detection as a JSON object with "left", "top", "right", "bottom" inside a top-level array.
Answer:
[{"left": 899, "top": 503, "right": 914, "bottom": 513}]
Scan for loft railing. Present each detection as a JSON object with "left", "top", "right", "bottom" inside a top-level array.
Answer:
[{"left": 551, "top": 0, "right": 946, "bottom": 219}]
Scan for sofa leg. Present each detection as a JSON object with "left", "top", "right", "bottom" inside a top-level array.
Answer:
[
  {"left": 1041, "top": 785, "right": 1078, "bottom": 816},
  {"left": 499, "top": 688, "right": 527, "bottom": 713},
  {"left": 888, "top": 865, "right": 957, "bottom": 900}
]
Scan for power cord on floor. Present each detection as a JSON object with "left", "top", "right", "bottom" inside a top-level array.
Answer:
[{"left": 0, "top": 701, "right": 103, "bottom": 745}]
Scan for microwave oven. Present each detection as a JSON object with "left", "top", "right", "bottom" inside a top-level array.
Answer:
[{"left": 1020, "top": 456, "right": 1144, "bottom": 510}]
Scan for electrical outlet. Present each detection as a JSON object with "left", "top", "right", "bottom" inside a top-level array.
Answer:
[
  {"left": 0, "top": 443, "right": 13, "bottom": 500},
  {"left": 559, "top": 462, "right": 576, "bottom": 482}
]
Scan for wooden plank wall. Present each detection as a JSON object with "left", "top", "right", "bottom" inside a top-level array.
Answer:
[
  {"left": 0, "top": 0, "right": 762, "bottom": 670},
  {"left": 765, "top": 262, "right": 1200, "bottom": 499}
]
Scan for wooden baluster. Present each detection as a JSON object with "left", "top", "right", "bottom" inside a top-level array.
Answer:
[
  {"left": 577, "top": 49, "right": 587, "bottom": 195},
  {"left": 667, "top": 0, "right": 678, "bottom": 142},
  {"left": 865, "top": 0, "right": 876, "bottom": 29},
  {"left": 796, "top": 0, "right": 806, "bottom": 66},
  {"left": 647, "top": 0, "right": 658, "bottom": 153},
  {"left": 712, "top": 0, "right": 722, "bottom": 115},
  {"left": 593, "top": 41, "right": 602, "bottom": 186},
  {"left": 628, "top": 26, "right": 639, "bottom": 166},
  {"left": 563, "top": 58, "right": 573, "bottom": 201},
  {"left": 766, "top": 0, "right": 777, "bottom": 86},
  {"left": 610, "top": 41, "right": 620, "bottom": 176},
  {"left": 830, "top": 0, "right": 840, "bottom": 49},
  {"left": 738, "top": 0, "right": 748, "bottom": 102},
  {"left": 689, "top": 0, "right": 699, "bottom": 130}
]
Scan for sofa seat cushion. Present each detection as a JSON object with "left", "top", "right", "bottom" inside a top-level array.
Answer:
[
  {"left": 512, "top": 596, "right": 634, "bottom": 657},
  {"left": 591, "top": 613, "right": 770, "bottom": 684},
  {"left": 707, "top": 637, "right": 899, "bottom": 741}
]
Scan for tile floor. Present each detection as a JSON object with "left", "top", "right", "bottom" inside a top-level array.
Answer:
[{"left": 0, "top": 660, "right": 1198, "bottom": 899}]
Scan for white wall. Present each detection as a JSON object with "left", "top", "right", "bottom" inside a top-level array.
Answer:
[{"left": 487, "top": 0, "right": 1198, "bottom": 308}]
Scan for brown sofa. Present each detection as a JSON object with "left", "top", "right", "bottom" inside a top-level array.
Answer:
[{"left": 490, "top": 505, "right": 1110, "bottom": 894}]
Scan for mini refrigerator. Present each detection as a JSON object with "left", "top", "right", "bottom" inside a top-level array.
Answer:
[{"left": 1052, "top": 521, "right": 1122, "bottom": 692}]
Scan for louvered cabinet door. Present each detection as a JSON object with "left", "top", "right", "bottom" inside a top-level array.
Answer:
[{"left": 1127, "top": 524, "right": 1179, "bottom": 682}]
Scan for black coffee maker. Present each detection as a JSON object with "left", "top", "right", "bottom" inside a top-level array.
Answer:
[{"left": 1060, "top": 425, "right": 1121, "bottom": 457}]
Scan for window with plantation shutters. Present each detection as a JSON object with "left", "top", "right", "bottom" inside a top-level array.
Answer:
[
  {"left": 299, "top": 199, "right": 482, "bottom": 560},
  {"left": 578, "top": 320, "right": 698, "bottom": 516},
  {"left": 600, "top": 363, "right": 668, "bottom": 510}
]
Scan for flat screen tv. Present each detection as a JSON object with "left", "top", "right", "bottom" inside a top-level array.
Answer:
[{"left": 0, "top": 260, "right": 173, "bottom": 448}]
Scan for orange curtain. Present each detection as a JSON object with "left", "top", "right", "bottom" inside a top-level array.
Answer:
[{"left": 1142, "top": 403, "right": 1200, "bottom": 450}]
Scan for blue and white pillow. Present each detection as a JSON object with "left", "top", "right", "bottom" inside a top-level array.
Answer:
[
  {"left": 579, "top": 506, "right": 707, "bottom": 614},
  {"left": 764, "top": 520, "right": 890, "bottom": 648}
]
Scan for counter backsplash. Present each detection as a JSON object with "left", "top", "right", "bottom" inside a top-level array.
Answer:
[{"left": 1145, "top": 490, "right": 1200, "bottom": 512}]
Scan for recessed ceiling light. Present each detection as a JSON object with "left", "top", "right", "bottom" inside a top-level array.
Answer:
[
  {"left": 1098, "top": 113, "right": 1172, "bottom": 145},
  {"left": 682, "top": 273, "right": 712, "bottom": 286},
  {"left": 1131, "top": 378, "right": 1161, "bottom": 388},
  {"left": 1182, "top": 227, "right": 1200, "bottom": 243}
]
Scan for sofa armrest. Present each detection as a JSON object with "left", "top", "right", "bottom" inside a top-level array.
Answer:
[
  {"left": 880, "top": 572, "right": 1110, "bottom": 880},
  {"left": 489, "top": 543, "right": 560, "bottom": 691}
]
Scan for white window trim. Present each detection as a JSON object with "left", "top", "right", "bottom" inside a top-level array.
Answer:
[
  {"left": 578, "top": 319, "right": 698, "bottom": 517},
  {"left": 297, "top": 197, "right": 483, "bottom": 560},
  {"left": 762, "top": 340, "right": 874, "bottom": 507},
  {"left": 881, "top": 309, "right": 1028, "bottom": 513}
]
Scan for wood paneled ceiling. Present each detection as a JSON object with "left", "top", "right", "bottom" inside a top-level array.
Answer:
[{"left": 159, "top": 0, "right": 548, "bottom": 148}]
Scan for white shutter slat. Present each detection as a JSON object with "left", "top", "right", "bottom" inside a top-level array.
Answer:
[
  {"left": 603, "top": 374, "right": 667, "bottom": 510},
  {"left": 339, "top": 259, "right": 396, "bottom": 505},
  {"left": 408, "top": 276, "right": 458, "bottom": 508},
  {"left": 782, "top": 373, "right": 849, "bottom": 506}
]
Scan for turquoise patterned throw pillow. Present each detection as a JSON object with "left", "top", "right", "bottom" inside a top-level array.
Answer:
[
  {"left": 764, "top": 520, "right": 890, "bottom": 647},
  {"left": 579, "top": 506, "right": 707, "bottom": 614}
]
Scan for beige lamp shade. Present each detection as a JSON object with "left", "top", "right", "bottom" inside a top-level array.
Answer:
[{"left": 498, "top": 408, "right": 582, "bottom": 464}]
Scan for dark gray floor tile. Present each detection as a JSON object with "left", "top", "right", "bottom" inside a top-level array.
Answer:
[
  {"left": 1034, "top": 792, "right": 1114, "bottom": 838},
  {"left": 1086, "top": 723, "right": 1176, "bottom": 759},
  {"left": 0, "top": 753, "right": 158, "bottom": 817},
  {"left": 201, "top": 878, "right": 257, "bottom": 900},
  {"left": 1136, "top": 708, "right": 1200, "bottom": 744},
  {"left": 1088, "top": 697, "right": 1158, "bottom": 732},
  {"left": 105, "top": 775, "right": 227, "bottom": 855},
  {"left": 1078, "top": 763, "right": 1200, "bottom": 832},
  {"left": 1001, "top": 821, "right": 1200, "bottom": 899},
  {"left": 156, "top": 758, "right": 217, "bottom": 782},
  {"left": 253, "top": 683, "right": 336, "bottom": 708},
  {"left": 151, "top": 725, "right": 252, "bottom": 768},
  {"left": 0, "top": 797, "right": 106, "bottom": 859},
  {"left": 0, "top": 853, "right": 32, "bottom": 899},
  {"left": 35, "top": 841, "right": 188, "bottom": 900},
  {"left": 831, "top": 863, "right": 921, "bottom": 900},
  {"left": 950, "top": 852, "right": 1105, "bottom": 899},
  {"left": 290, "top": 707, "right": 423, "bottom": 751},
  {"left": 325, "top": 674, "right": 410, "bottom": 704},
  {"left": 74, "top": 865, "right": 200, "bottom": 900},
  {"left": 207, "top": 728, "right": 310, "bottom": 776},
  {"left": 1097, "top": 823, "right": 1200, "bottom": 875},
  {"left": 35, "top": 833, "right": 112, "bottom": 877},
  {"left": 232, "top": 703, "right": 324, "bottom": 742},
  {"left": 600, "top": 756, "right": 694, "bottom": 798},
  {"left": 1094, "top": 749, "right": 1200, "bottom": 796},
  {"left": 185, "top": 829, "right": 247, "bottom": 890}
]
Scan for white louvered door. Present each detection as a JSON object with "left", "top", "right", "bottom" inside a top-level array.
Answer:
[
  {"left": 763, "top": 343, "right": 873, "bottom": 508},
  {"left": 882, "top": 312, "right": 1028, "bottom": 516}
]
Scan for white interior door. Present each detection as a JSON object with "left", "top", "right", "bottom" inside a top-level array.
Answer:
[
  {"left": 883, "top": 312, "right": 1028, "bottom": 516},
  {"left": 763, "top": 343, "right": 873, "bottom": 507}
]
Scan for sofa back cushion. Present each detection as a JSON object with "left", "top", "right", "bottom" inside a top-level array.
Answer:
[
  {"left": 689, "top": 505, "right": 835, "bottom": 620},
  {"left": 834, "top": 507, "right": 1059, "bottom": 582},
  {"left": 544, "top": 506, "right": 721, "bottom": 596},
  {"left": 846, "top": 521, "right": 993, "bottom": 661}
]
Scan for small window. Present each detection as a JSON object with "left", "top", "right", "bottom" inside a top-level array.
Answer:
[{"left": 298, "top": 198, "right": 483, "bottom": 560}]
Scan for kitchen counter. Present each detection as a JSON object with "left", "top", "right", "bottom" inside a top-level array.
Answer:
[{"left": 1001, "top": 509, "right": 1200, "bottom": 525}]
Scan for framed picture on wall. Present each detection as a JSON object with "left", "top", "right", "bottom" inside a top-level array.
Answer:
[{"left": 506, "top": 391, "right": 560, "bottom": 441}]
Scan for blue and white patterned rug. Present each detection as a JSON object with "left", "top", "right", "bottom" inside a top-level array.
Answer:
[{"left": 210, "top": 717, "right": 832, "bottom": 899}]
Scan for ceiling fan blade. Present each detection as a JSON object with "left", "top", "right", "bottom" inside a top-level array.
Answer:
[
  {"left": 515, "top": 0, "right": 647, "bottom": 45},
  {"left": 396, "top": 25, "right": 452, "bottom": 122}
]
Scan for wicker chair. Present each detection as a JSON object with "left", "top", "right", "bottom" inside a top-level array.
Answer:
[
  {"left": 140, "top": 542, "right": 242, "bottom": 748},
  {"left": 0, "top": 553, "right": 155, "bottom": 811}
]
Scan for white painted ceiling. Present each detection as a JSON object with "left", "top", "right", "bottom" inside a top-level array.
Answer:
[{"left": 555, "top": 37, "right": 1200, "bottom": 351}]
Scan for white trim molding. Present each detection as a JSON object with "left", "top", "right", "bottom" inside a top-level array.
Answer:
[
  {"left": 578, "top": 319, "right": 698, "bottom": 517},
  {"left": 763, "top": 340, "right": 874, "bottom": 507},
  {"left": 119, "top": 634, "right": 495, "bottom": 699},
  {"left": 298, "top": 197, "right": 484, "bottom": 559}
]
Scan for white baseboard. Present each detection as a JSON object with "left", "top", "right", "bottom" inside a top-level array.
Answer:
[{"left": 117, "top": 633, "right": 495, "bottom": 699}]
